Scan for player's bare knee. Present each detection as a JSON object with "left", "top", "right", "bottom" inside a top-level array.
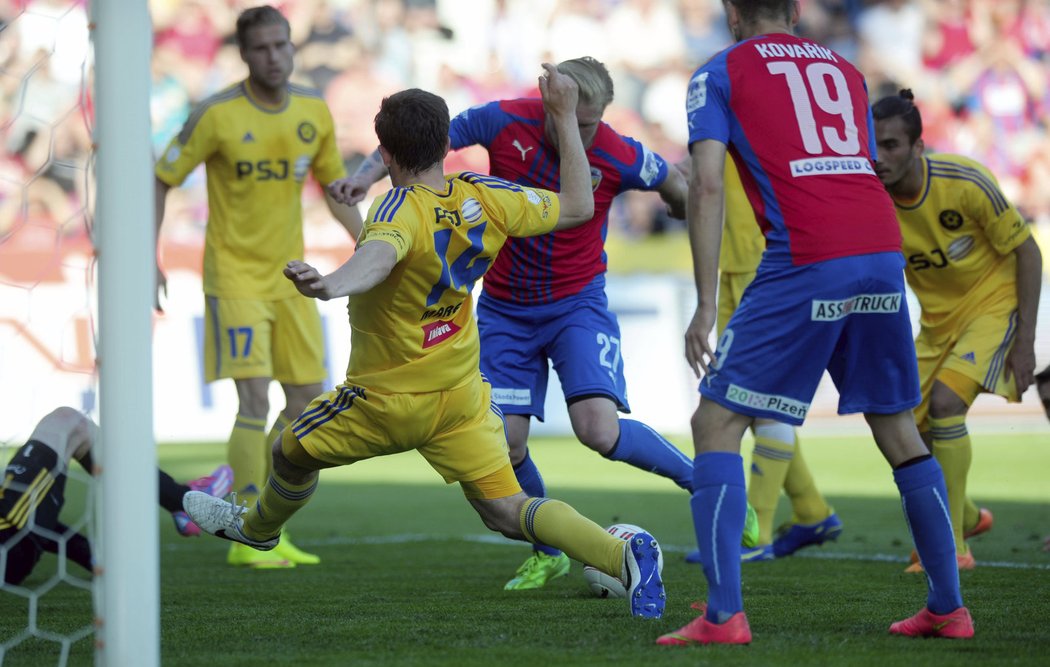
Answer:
[
  {"left": 576, "top": 420, "right": 618, "bottom": 455},
  {"left": 928, "top": 384, "right": 968, "bottom": 419}
]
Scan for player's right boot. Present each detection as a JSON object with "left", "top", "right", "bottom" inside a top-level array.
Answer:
[
  {"left": 503, "top": 552, "right": 571, "bottom": 590},
  {"left": 656, "top": 603, "right": 752, "bottom": 646},
  {"left": 772, "top": 511, "right": 843, "bottom": 557},
  {"left": 172, "top": 464, "right": 234, "bottom": 537},
  {"left": 622, "top": 530, "right": 665, "bottom": 618},
  {"left": 182, "top": 490, "right": 280, "bottom": 550},
  {"left": 889, "top": 606, "right": 974, "bottom": 638}
]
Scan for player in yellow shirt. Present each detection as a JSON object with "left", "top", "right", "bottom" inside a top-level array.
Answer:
[
  {"left": 183, "top": 71, "right": 667, "bottom": 618},
  {"left": 687, "top": 158, "right": 840, "bottom": 562},
  {"left": 154, "top": 5, "right": 361, "bottom": 568},
  {"left": 873, "top": 90, "right": 1043, "bottom": 571}
]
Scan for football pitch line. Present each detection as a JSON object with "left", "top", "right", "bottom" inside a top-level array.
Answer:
[{"left": 164, "top": 532, "right": 1050, "bottom": 571}]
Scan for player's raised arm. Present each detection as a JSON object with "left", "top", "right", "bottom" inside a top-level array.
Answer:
[
  {"left": 683, "top": 138, "right": 727, "bottom": 377},
  {"left": 540, "top": 63, "right": 594, "bottom": 229},
  {"left": 283, "top": 240, "right": 398, "bottom": 301}
]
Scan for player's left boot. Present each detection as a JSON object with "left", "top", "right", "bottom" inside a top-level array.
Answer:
[
  {"left": 622, "top": 530, "right": 665, "bottom": 618},
  {"left": 504, "top": 552, "right": 570, "bottom": 590},
  {"left": 685, "top": 503, "right": 761, "bottom": 563},
  {"left": 172, "top": 464, "right": 234, "bottom": 537},
  {"left": 963, "top": 507, "right": 994, "bottom": 539},
  {"left": 904, "top": 545, "right": 976, "bottom": 573},
  {"left": 889, "top": 606, "right": 974, "bottom": 639},
  {"left": 772, "top": 511, "right": 843, "bottom": 557},
  {"left": 656, "top": 608, "right": 752, "bottom": 646},
  {"left": 272, "top": 532, "right": 321, "bottom": 565}
]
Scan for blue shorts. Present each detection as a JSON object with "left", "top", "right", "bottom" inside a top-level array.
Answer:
[
  {"left": 477, "top": 281, "right": 630, "bottom": 420},
  {"left": 701, "top": 252, "right": 921, "bottom": 425}
]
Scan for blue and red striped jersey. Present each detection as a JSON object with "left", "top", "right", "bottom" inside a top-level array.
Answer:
[
  {"left": 450, "top": 98, "right": 668, "bottom": 304},
  {"left": 686, "top": 34, "right": 901, "bottom": 267}
]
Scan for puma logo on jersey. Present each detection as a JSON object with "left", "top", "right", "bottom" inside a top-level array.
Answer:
[{"left": 512, "top": 139, "right": 534, "bottom": 161}]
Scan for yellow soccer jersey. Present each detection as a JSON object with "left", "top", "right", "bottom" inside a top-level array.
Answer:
[
  {"left": 155, "top": 80, "right": 346, "bottom": 299},
  {"left": 346, "top": 172, "right": 560, "bottom": 394},
  {"left": 719, "top": 158, "right": 764, "bottom": 274},
  {"left": 893, "top": 154, "right": 1030, "bottom": 335}
]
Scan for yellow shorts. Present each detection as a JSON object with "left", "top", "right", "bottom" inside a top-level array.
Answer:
[
  {"left": 203, "top": 294, "right": 325, "bottom": 385},
  {"left": 717, "top": 271, "right": 756, "bottom": 334},
  {"left": 914, "top": 307, "right": 1020, "bottom": 428},
  {"left": 285, "top": 375, "right": 521, "bottom": 498}
]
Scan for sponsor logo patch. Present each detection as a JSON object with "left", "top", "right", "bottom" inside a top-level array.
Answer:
[
  {"left": 811, "top": 293, "right": 902, "bottom": 321},
  {"left": 789, "top": 157, "right": 875, "bottom": 177},
  {"left": 421, "top": 319, "right": 461, "bottom": 349},
  {"left": 686, "top": 72, "right": 708, "bottom": 112},
  {"left": 946, "top": 235, "right": 975, "bottom": 261},
  {"left": 165, "top": 146, "right": 181, "bottom": 163},
  {"left": 492, "top": 387, "right": 531, "bottom": 406},
  {"left": 640, "top": 146, "right": 661, "bottom": 187},
  {"left": 294, "top": 155, "right": 311, "bottom": 181},
  {"left": 726, "top": 384, "right": 809, "bottom": 420},
  {"left": 461, "top": 197, "right": 483, "bottom": 223}
]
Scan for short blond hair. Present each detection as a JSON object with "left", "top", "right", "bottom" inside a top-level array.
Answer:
[{"left": 556, "top": 57, "right": 614, "bottom": 109}]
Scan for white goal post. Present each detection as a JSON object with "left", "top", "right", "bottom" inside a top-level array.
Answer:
[{"left": 92, "top": 0, "right": 159, "bottom": 665}]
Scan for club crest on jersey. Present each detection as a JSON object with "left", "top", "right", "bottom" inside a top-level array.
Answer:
[
  {"left": 297, "top": 121, "right": 317, "bottom": 143},
  {"left": 686, "top": 72, "right": 709, "bottom": 112},
  {"left": 939, "top": 209, "right": 963, "bottom": 230},
  {"left": 461, "top": 198, "right": 483, "bottom": 223},
  {"left": 422, "top": 319, "right": 461, "bottom": 348},
  {"left": 590, "top": 167, "right": 603, "bottom": 192}
]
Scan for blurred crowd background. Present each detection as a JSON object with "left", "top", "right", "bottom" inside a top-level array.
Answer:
[{"left": 3, "top": 0, "right": 1050, "bottom": 259}]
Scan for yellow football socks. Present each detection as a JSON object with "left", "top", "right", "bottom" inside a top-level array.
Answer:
[
  {"left": 244, "top": 472, "right": 319, "bottom": 541},
  {"left": 227, "top": 415, "right": 268, "bottom": 507},
  {"left": 783, "top": 434, "right": 831, "bottom": 525},
  {"left": 264, "top": 414, "right": 291, "bottom": 479},
  {"left": 929, "top": 414, "right": 972, "bottom": 555},
  {"left": 519, "top": 498, "right": 623, "bottom": 578},
  {"left": 749, "top": 433, "right": 794, "bottom": 544}
]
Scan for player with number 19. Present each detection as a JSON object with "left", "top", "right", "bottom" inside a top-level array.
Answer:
[{"left": 661, "top": 0, "right": 971, "bottom": 646}]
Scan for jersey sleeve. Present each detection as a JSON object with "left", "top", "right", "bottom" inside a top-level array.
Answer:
[
  {"left": 154, "top": 103, "right": 218, "bottom": 186},
  {"left": 965, "top": 164, "right": 1031, "bottom": 255},
  {"left": 458, "top": 172, "right": 559, "bottom": 238},
  {"left": 359, "top": 189, "right": 414, "bottom": 262},
  {"left": 310, "top": 102, "right": 347, "bottom": 186},
  {"left": 449, "top": 101, "right": 503, "bottom": 150},
  {"left": 616, "top": 136, "right": 669, "bottom": 193},
  {"left": 685, "top": 58, "right": 731, "bottom": 147}
]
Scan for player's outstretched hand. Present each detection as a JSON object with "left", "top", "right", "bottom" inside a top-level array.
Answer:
[
  {"left": 684, "top": 305, "right": 716, "bottom": 378},
  {"left": 284, "top": 260, "right": 331, "bottom": 300},
  {"left": 539, "top": 63, "right": 579, "bottom": 120},
  {"left": 328, "top": 177, "right": 370, "bottom": 206}
]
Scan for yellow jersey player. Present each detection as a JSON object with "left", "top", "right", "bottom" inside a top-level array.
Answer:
[
  {"left": 706, "top": 158, "right": 841, "bottom": 562},
  {"left": 154, "top": 5, "right": 361, "bottom": 569},
  {"left": 873, "top": 90, "right": 1043, "bottom": 571},
  {"left": 183, "top": 71, "right": 668, "bottom": 618}
]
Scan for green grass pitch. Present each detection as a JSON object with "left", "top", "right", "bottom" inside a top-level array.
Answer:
[{"left": 2, "top": 430, "right": 1048, "bottom": 666}]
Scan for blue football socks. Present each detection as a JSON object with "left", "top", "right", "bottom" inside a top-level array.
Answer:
[
  {"left": 893, "top": 456, "right": 964, "bottom": 614},
  {"left": 691, "top": 451, "right": 747, "bottom": 623},
  {"left": 606, "top": 419, "right": 693, "bottom": 491}
]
